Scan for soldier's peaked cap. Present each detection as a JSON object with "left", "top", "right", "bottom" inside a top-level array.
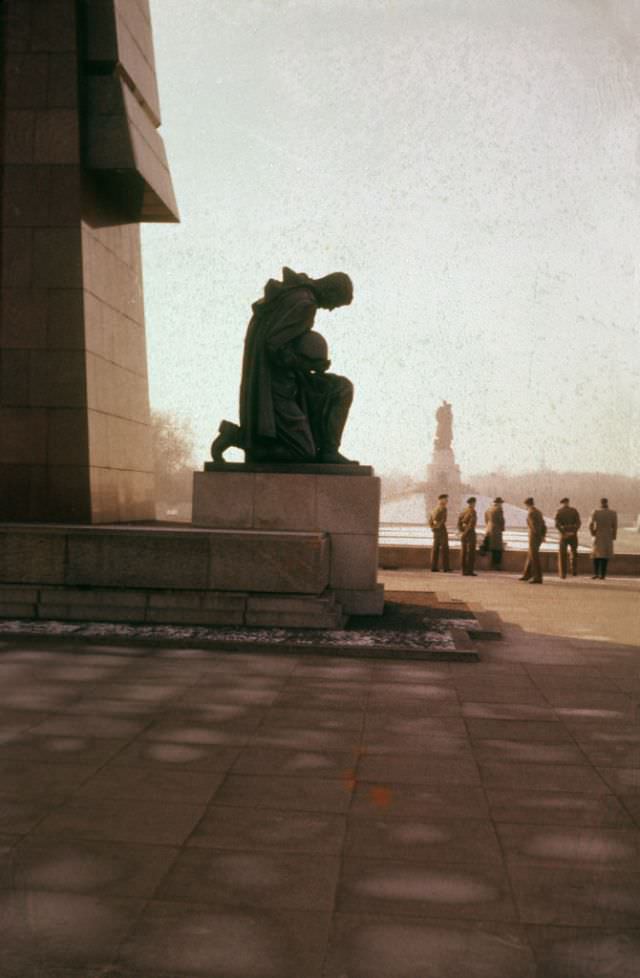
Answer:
[
  {"left": 560, "top": 497, "right": 569, "bottom": 503},
  {"left": 524, "top": 496, "right": 534, "bottom": 506},
  {"left": 493, "top": 497, "right": 503, "bottom": 504},
  {"left": 467, "top": 496, "right": 476, "bottom": 503}
]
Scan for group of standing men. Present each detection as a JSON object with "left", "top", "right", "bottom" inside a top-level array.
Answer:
[
  {"left": 428, "top": 494, "right": 618, "bottom": 583},
  {"left": 429, "top": 494, "right": 503, "bottom": 577},
  {"left": 428, "top": 494, "right": 487, "bottom": 577}
]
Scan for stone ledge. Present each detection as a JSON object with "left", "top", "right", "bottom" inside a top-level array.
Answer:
[
  {"left": 0, "top": 524, "right": 330, "bottom": 594},
  {"left": 468, "top": 609, "right": 504, "bottom": 640},
  {"left": 0, "top": 602, "right": 38, "bottom": 617},
  {"left": 39, "top": 587, "right": 147, "bottom": 608},
  {"left": 204, "top": 462, "right": 373, "bottom": 476},
  {"left": 379, "top": 544, "right": 640, "bottom": 576}
]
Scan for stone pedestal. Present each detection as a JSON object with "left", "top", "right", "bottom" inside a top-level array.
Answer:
[
  {"left": 192, "top": 464, "right": 384, "bottom": 617},
  {"left": 425, "top": 448, "right": 463, "bottom": 521}
]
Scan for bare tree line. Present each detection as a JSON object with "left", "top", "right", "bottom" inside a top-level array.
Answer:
[
  {"left": 382, "top": 469, "right": 640, "bottom": 518},
  {"left": 148, "top": 414, "right": 640, "bottom": 521}
]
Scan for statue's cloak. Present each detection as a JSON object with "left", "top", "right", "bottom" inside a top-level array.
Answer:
[{"left": 239, "top": 268, "right": 318, "bottom": 452}]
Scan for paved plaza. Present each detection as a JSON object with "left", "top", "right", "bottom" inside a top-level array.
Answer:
[{"left": 0, "top": 571, "right": 639, "bottom": 977}]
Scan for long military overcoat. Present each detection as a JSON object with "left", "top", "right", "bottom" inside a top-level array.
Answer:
[{"left": 589, "top": 508, "right": 617, "bottom": 558}]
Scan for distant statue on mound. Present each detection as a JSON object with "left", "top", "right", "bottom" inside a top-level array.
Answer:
[
  {"left": 210, "top": 268, "right": 357, "bottom": 464},
  {"left": 434, "top": 399, "right": 453, "bottom": 451}
]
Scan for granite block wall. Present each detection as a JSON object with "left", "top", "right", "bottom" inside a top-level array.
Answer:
[{"left": 0, "top": 0, "right": 178, "bottom": 522}]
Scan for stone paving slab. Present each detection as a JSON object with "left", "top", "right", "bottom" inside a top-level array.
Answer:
[
  {"left": 231, "top": 746, "right": 357, "bottom": 778},
  {"left": 619, "top": 795, "right": 640, "bottom": 827},
  {"left": 344, "top": 814, "right": 503, "bottom": 865},
  {"left": 526, "top": 925, "right": 640, "bottom": 978},
  {"left": 0, "top": 570, "right": 638, "bottom": 975},
  {"left": 117, "top": 902, "right": 332, "bottom": 978},
  {"left": 0, "top": 892, "right": 146, "bottom": 978},
  {"left": 29, "top": 799, "right": 207, "bottom": 847},
  {"left": 511, "top": 864, "right": 640, "bottom": 926},
  {"left": 3, "top": 839, "right": 179, "bottom": 899},
  {"left": 336, "top": 856, "right": 518, "bottom": 921},
  {"left": 485, "top": 788, "right": 634, "bottom": 828},
  {"left": 324, "top": 915, "right": 537, "bottom": 978},
  {"left": 188, "top": 806, "right": 347, "bottom": 854},
  {"left": 156, "top": 847, "right": 341, "bottom": 911}
]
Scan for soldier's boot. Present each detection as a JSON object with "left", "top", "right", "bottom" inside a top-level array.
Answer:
[{"left": 210, "top": 420, "right": 244, "bottom": 462}]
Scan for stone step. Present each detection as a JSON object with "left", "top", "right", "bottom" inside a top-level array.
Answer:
[
  {"left": 245, "top": 592, "right": 347, "bottom": 629},
  {"left": 0, "top": 584, "right": 346, "bottom": 630},
  {"left": 468, "top": 609, "right": 503, "bottom": 640}
]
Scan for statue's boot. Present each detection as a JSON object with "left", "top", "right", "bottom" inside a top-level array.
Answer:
[
  {"left": 318, "top": 449, "right": 359, "bottom": 465},
  {"left": 210, "top": 420, "right": 244, "bottom": 462}
]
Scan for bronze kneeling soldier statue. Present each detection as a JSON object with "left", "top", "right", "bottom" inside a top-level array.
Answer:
[{"left": 211, "top": 268, "right": 356, "bottom": 465}]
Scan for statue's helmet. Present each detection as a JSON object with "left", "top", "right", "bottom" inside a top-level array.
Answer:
[
  {"left": 312, "top": 272, "right": 353, "bottom": 309},
  {"left": 295, "top": 331, "right": 329, "bottom": 361}
]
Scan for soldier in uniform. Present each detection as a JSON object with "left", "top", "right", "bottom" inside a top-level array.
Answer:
[
  {"left": 429, "top": 493, "right": 451, "bottom": 572},
  {"left": 555, "top": 496, "right": 581, "bottom": 578},
  {"left": 520, "top": 496, "right": 547, "bottom": 584},
  {"left": 458, "top": 496, "right": 478, "bottom": 576}
]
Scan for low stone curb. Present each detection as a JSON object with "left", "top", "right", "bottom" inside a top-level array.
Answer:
[{"left": 0, "top": 617, "right": 479, "bottom": 661}]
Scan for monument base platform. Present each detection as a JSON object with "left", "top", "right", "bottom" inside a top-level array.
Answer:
[
  {"left": 425, "top": 447, "right": 464, "bottom": 519},
  {"left": 0, "top": 582, "right": 347, "bottom": 629},
  {"left": 0, "top": 462, "right": 385, "bottom": 629},
  {"left": 0, "top": 522, "right": 347, "bottom": 629},
  {"left": 193, "top": 466, "right": 384, "bottom": 617}
]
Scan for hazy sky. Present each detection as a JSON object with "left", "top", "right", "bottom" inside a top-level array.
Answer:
[{"left": 143, "top": 0, "right": 640, "bottom": 478}]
